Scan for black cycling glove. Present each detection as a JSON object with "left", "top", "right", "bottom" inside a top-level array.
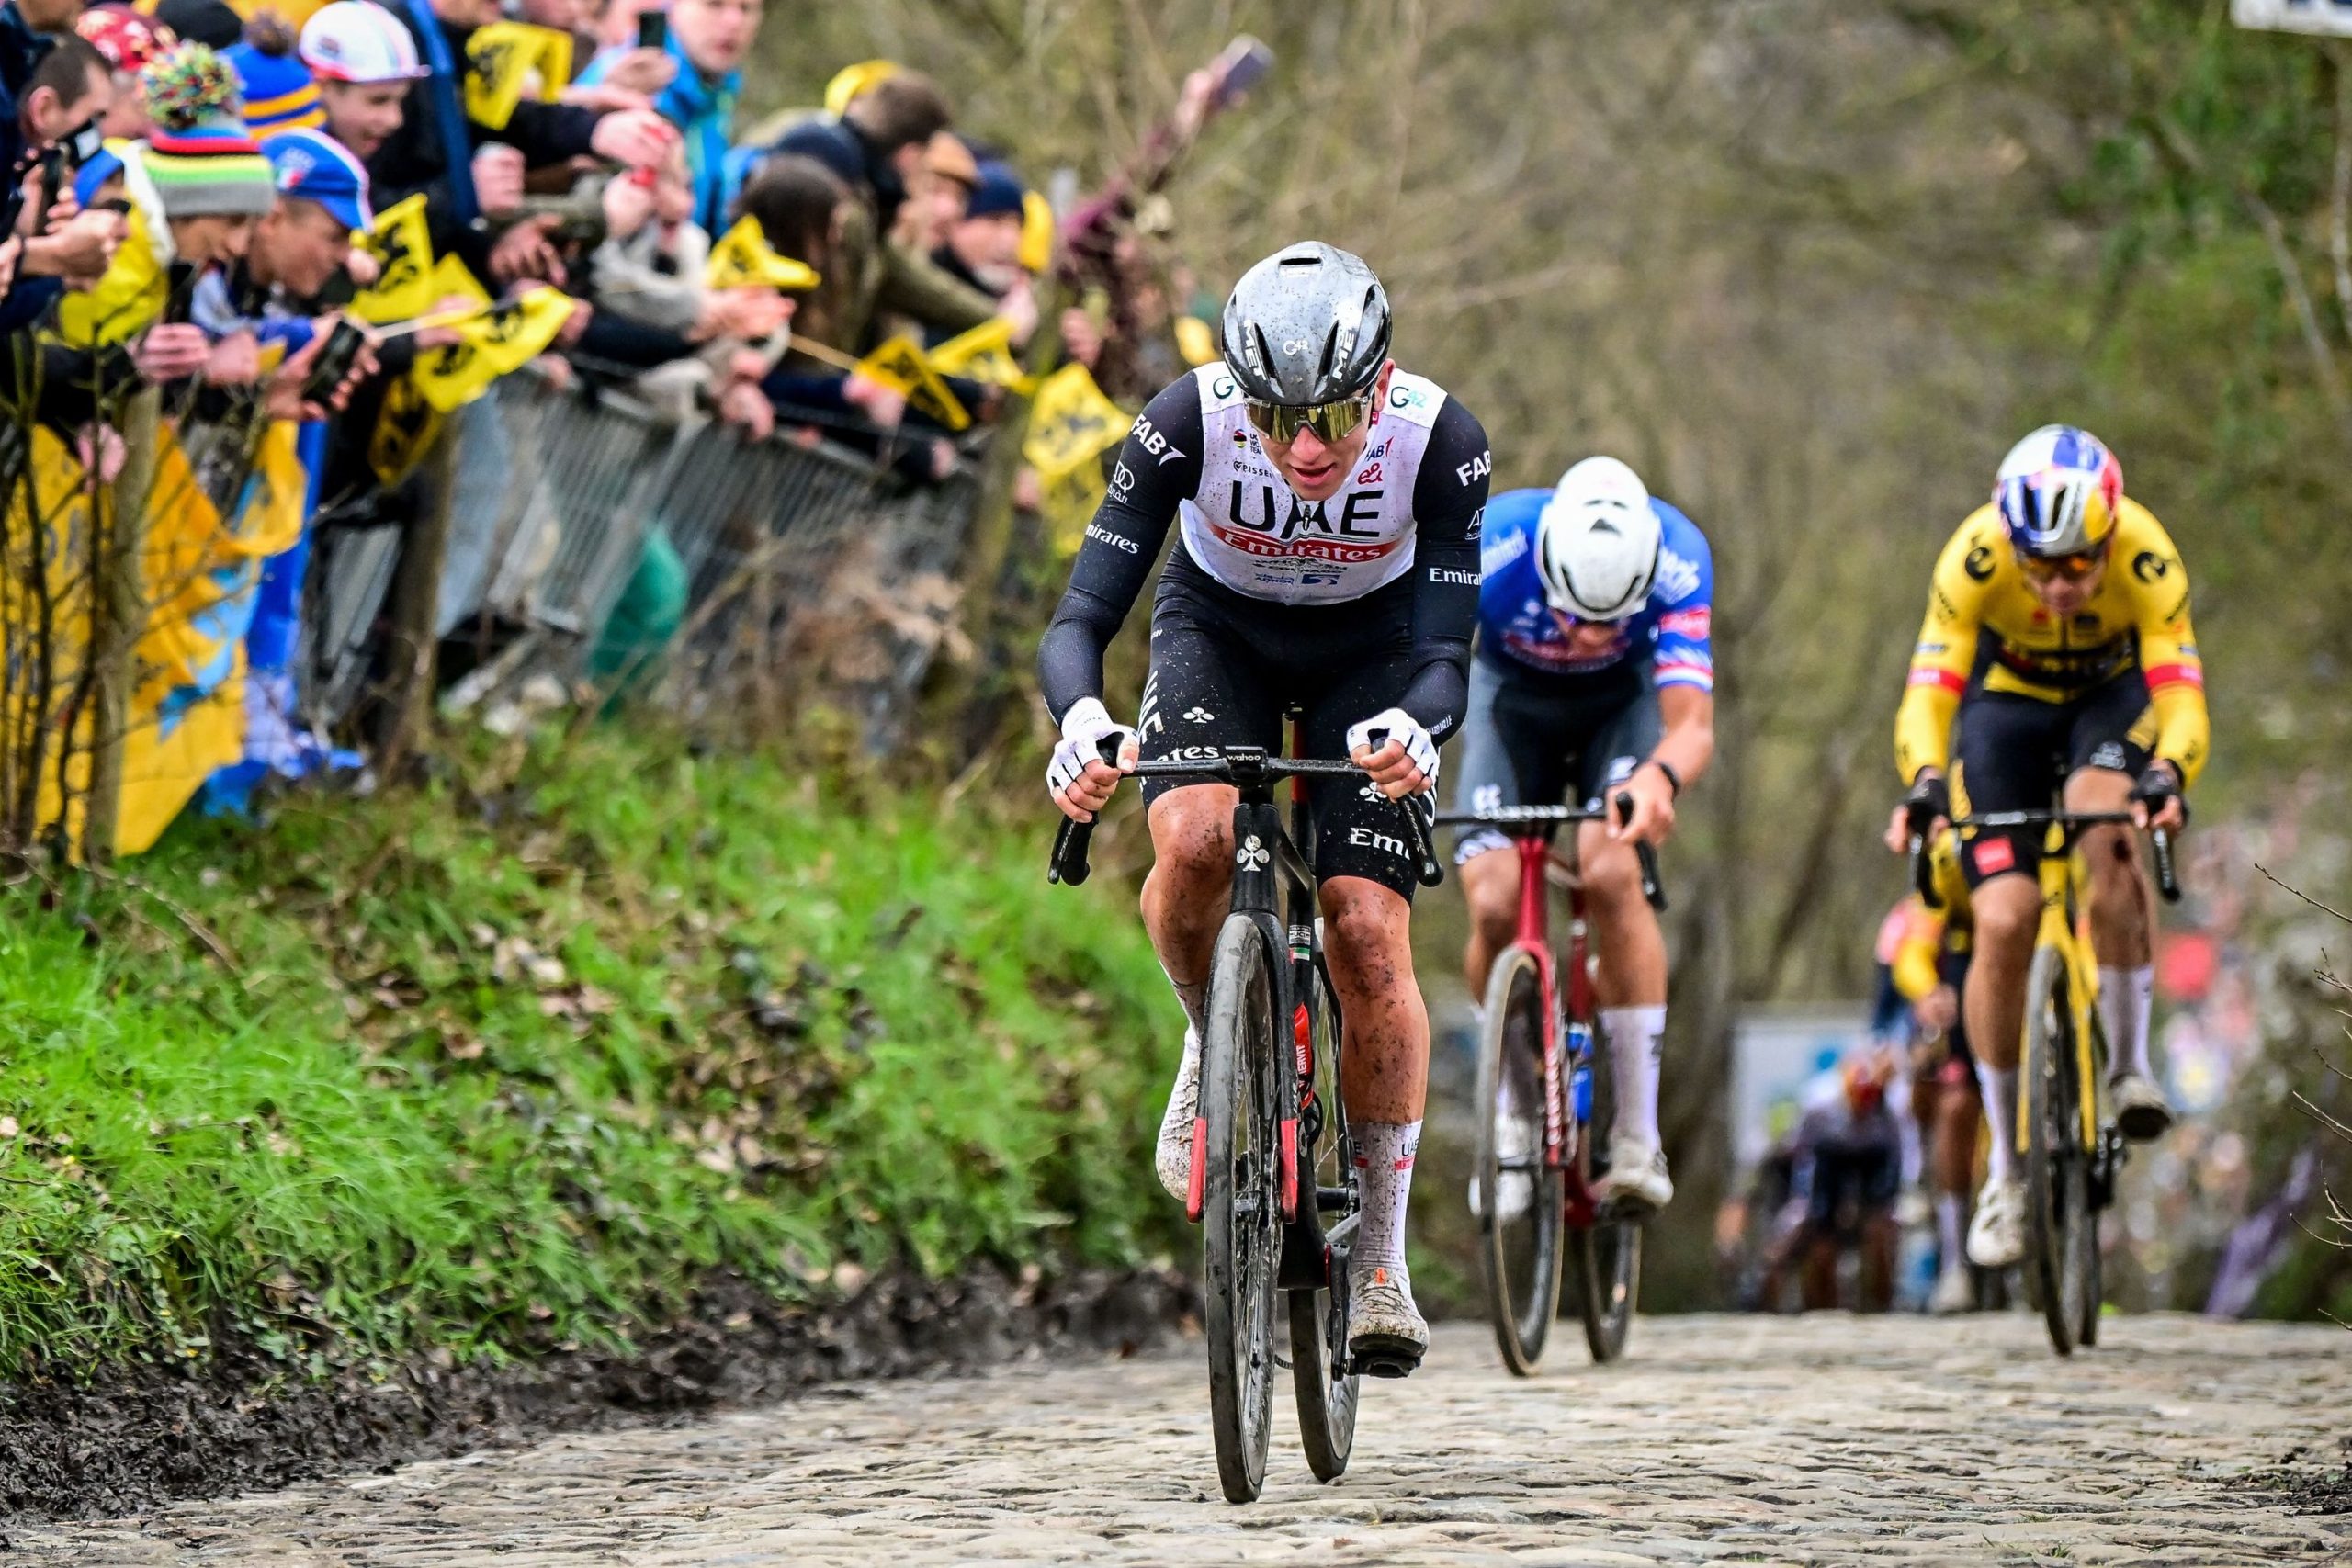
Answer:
[
  {"left": 2131, "top": 763, "right": 2188, "bottom": 827},
  {"left": 1904, "top": 773, "right": 1951, "bottom": 840}
]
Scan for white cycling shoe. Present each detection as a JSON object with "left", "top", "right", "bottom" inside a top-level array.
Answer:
[
  {"left": 1594, "top": 1135, "right": 1673, "bottom": 1217},
  {"left": 1348, "top": 1263, "right": 1428, "bottom": 1376},
  {"left": 1929, "top": 1259, "right": 1976, "bottom": 1315},
  {"left": 1155, "top": 1027, "right": 1203, "bottom": 1203},
  {"left": 1966, "top": 1176, "right": 2027, "bottom": 1269}
]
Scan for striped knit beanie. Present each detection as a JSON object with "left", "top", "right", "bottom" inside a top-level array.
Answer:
[
  {"left": 138, "top": 41, "right": 277, "bottom": 217},
  {"left": 224, "top": 16, "right": 326, "bottom": 136}
]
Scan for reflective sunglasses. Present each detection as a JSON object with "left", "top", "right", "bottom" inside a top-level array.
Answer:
[
  {"left": 1242, "top": 392, "right": 1373, "bottom": 444},
  {"left": 2015, "top": 544, "right": 2108, "bottom": 583}
]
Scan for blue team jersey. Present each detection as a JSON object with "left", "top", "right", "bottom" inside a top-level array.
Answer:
[{"left": 1476, "top": 487, "right": 1715, "bottom": 690}]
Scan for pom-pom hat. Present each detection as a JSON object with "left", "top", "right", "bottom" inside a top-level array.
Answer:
[{"left": 138, "top": 42, "right": 278, "bottom": 217}]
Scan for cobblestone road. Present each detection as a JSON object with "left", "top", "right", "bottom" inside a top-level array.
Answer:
[{"left": 17, "top": 1314, "right": 2345, "bottom": 1567}]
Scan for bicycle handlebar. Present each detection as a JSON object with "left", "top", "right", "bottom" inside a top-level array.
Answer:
[
  {"left": 1433, "top": 797, "right": 1667, "bottom": 912},
  {"left": 1907, "top": 809, "right": 2179, "bottom": 910},
  {"left": 1047, "top": 742, "right": 1443, "bottom": 890}
]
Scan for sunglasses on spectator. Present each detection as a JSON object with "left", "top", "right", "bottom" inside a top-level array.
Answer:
[
  {"left": 1243, "top": 392, "right": 1373, "bottom": 444},
  {"left": 2015, "top": 545, "right": 2108, "bottom": 583}
]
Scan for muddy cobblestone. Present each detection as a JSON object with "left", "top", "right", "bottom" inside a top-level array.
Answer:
[{"left": 15, "top": 1313, "right": 2345, "bottom": 1565}]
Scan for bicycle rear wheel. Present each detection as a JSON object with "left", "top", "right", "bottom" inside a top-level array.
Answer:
[
  {"left": 1569, "top": 1008, "right": 1642, "bottom": 1362},
  {"left": 1203, "top": 913, "right": 1283, "bottom": 1503},
  {"left": 2023, "top": 944, "right": 2090, "bottom": 1358},
  {"left": 1475, "top": 947, "right": 1565, "bottom": 1375},
  {"left": 1289, "top": 957, "right": 1359, "bottom": 1482}
]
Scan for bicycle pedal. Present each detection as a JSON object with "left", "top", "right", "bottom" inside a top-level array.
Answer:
[{"left": 1347, "top": 1339, "right": 1424, "bottom": 1379}]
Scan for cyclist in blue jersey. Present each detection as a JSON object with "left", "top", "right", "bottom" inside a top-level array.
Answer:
[{"left": 1453, "top": 457, "right": 1717, "bottom": 1216}]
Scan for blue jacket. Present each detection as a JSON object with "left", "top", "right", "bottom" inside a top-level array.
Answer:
[
  {"left": 1476, "top": 486, "right": 1716, "bottom": 693},
  {"left": 578, "top": 32, "right": 741, "bottom": 232}
]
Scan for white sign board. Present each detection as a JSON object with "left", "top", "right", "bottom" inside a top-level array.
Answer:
[{"left": 2233, "top": 0, "right": 2352, "bottom": 37}]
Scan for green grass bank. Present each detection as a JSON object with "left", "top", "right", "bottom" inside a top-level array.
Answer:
[{"left": 0, "top": 732, "right": 1178, "bottom": 1380}]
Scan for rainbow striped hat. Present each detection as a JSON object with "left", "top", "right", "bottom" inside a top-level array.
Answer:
[{"left": 139, "top": 42, "right": 277, "bottom": 217}]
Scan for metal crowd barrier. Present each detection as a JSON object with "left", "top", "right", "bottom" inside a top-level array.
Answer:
[{"left": 309, "top": 373, "right": 979, "bottom": 740}]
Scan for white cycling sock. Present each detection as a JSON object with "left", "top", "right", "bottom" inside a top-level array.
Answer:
[
  {"left": 1165, "top": 970, "right": 1208, "bottom": 1040},
  {"left": 1975, "top": 1061, "right": 2019, "bottom": 1184},
  {"left": 2098, "top": 964, "right": 2155, "bottom": 1083},
  {"left": 1936, "top": 1193, "right": 1966, "bottom": 1267},
  {"left": 1600, "top": 1005, "right": 1666, "bottom": 1146},
  {"left": 1352, "top": 1120, "right": 1421, "bottom": 1274}
]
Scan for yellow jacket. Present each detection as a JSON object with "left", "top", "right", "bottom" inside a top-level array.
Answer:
[{"left": 1894, "top": 499, "right": 2209, "bottom": 786}]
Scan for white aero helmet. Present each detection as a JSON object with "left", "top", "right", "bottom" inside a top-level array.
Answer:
[{"left": 1535, "top": 457, "right": 1662, "bottom": 621}]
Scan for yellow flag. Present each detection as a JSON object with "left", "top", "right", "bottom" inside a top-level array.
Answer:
[
  {"left": 855, "top": 333, "right": 969, "bottom": 432},
  {"left": 1023, "top": 363, "right": 1127, "bottom": 479},
  {"left": 1173, "top": 314, "right": 1218, "bottom": 367},
  {"left": 369, "top": 373, "right": 446, "bottom": 487},
  {"left": 413, "top": 286, "right": 574, "bottom": 411},
  {"left": 427, "top": 252, "right": 494, "bottom": 310},
  {"left": 705, "top": 216, "right": 821, "bottom": 291},
  {"left": 349, "top": 192, "right": 435, "bottom": 324},
  {"left": 1017, "top": 189, "right": 1055, "bottom": 275},
  {"left": 1039, "top": 461, "right": 1106, "bottom": 558},
  {"left": 926, "top": 316, "right": 1021, "bottom": 382},
  {"left": 824, "top": 59, "right": 899, "bottom": 116},
  {"left": 464, "top": 22, "right": 571, "bottom": 129}
]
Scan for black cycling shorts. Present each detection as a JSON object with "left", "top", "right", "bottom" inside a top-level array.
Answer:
[
  {"left": 1937, "top": 945, "right": 1973, "bottom": 1069},
  {"left": 1136, "top": 559, "right": 1433, "bottom": 899},
  {"left": 1448, "top": 657, "right": 1660, "bottom": 864},
  {"left": 1951, "top": 671, "right": 2154, "bottom": 888}
]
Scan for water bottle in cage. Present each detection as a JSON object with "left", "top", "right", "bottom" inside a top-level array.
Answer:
[{"left": 1566, "top": 1021, "right": 1595, "bottom": 1126}]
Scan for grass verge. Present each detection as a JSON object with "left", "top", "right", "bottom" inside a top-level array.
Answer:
[{"left": 0, "top": 728, "right": 1177, "bottom": 1379}]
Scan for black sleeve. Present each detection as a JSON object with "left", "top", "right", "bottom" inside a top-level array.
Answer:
[
  {"left": 1035, "top": 373, "right": 1204, "bottom": 724},
  {"left": 571, "top": 307, "right": 695, "bottom": 371},
  {"left": 488, "top": 98, "right": 603, "bottom": 171},
  {"left": 1399, "top": 395, "right": 1490, "bottom": 740}
]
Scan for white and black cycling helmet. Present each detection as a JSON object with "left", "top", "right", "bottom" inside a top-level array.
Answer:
[
  {"left": 1221, "top": 241, "right": 1393, "bottom": 409},
  {"left": 1535, "top": 457, "right": 1662, "bottom": 622}
]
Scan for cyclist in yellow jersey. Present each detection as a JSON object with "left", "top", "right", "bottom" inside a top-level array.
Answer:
[
  {"left": 1884, "top": 425, "right": 2208, "bottom": 1270},
  {"left": 1888, "top": 831, "right": 1980, "bottom": 1312}
]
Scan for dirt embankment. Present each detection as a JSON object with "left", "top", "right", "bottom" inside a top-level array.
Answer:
[{"left": 0, "top": 1267, "right": 1191, "bottom": 1526}]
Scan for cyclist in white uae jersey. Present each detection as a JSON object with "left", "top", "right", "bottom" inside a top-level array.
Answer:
[{"left": 1038, "top": 242, "right": 1491, "bottom": 1372}]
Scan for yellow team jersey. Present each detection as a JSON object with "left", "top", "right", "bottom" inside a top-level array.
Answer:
[
  {"left": 1893, "top": 498, "right": 2210, "bottom": 787},
  {"left": 1889, "top": 831, "right": 1972, "bottom": 1004}
]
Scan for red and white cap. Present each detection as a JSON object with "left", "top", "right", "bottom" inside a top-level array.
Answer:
[{"left": 299, "top": 0, "right": 428, "bottom": 83}]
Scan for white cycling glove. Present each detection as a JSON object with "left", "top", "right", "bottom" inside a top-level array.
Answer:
[
  {"left": 1347, "top": 706, "right": 1440, "bottom": 794},
  {"left": 1047, "top": 696, "right": 1138, "bottom": 803}
]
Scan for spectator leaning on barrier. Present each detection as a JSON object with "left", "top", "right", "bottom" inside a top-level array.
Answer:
[
  {"left": 4, "top": 37, "right": 122, "bottom": 331},
  {"left": 751, "top": 73, "right": 1032, "bottom": 366},
  {"left": 364, "top": 0, "right": 670, "bottom": 284},
  {"left": 575, "top": 0, "right": 749, "bottom": 233},
  {"left": 923, "top": 157, "right": 1021, "bottom": 342},
  {"left": 297, "top": 0, "right": 423, "bottom": 163}
]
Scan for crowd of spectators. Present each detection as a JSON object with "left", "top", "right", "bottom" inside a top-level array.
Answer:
[{"left": 0, "top": 0, "right": 1236, "bottom": 855}]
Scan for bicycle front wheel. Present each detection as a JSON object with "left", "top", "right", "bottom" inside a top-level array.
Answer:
[
  {"left": 1290, "top": 955, "right": 1359, "bottom": 1483},
  {"left": 1203, "top": 913, "right": 1282, "bottom": 1503},
  {"left": 1569, "top": 1001, "right": 1642, "bottom": 1363},
  {"left": 1475, "top": 946, "right": 1564, "bottom": 1375},
  {"left": 2023, "top": 943, "right": 2091, "bottom": 1358}
]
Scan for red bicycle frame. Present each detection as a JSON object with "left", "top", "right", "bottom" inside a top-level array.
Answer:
[{"left": 1502, "top": 830, "right": 1603, "bottom": 1229}]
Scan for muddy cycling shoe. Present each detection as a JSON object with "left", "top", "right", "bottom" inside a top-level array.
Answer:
[
  {"left": 2110, "top": 1072, "right": 2175, "bottom": 1143},
  {"left": 1593, "top": 1136, "right": 1673, "bottom": 1218},
  {"left": 1967, "top": 1176, "right": 2027, "bottom": 1269},
  {"left": 1347, "top": 1264, "right": 1428, "bottom": 1377},
  {"left": 1155, "top": 1026, "right": 1203, "bottom": 1203},
  {"left": 1929, "top": 1260, "right": 1976, "bottom": 1315}
]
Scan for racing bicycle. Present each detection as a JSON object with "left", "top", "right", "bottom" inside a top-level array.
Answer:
[
  {"left": 1049, "top": 739, "right": 1441, "bottom": 1503},
  {"left": 1911, "top": 809, "right": 2177, "bottom": 1356},
  {"left": 1437, "top": 801, "right": 1661, "bottom": 1375}
]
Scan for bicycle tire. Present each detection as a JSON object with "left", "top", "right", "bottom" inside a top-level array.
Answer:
[
  {"left": 1290, "top": 956, "right": 1359, "bottom": 1482},
  {"left": 2022, "top": 943, "right": 2089, "bottom": 1358},
  {"left": 1202, "top": 913, "right": 1282, "bottom": 1504},
  {"left": 1475, "top": 947, "right": 1565, "bottom": 1375},
  {"left": 1569, "top": 1000, "right": 1641, "bottom": 1363}
]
